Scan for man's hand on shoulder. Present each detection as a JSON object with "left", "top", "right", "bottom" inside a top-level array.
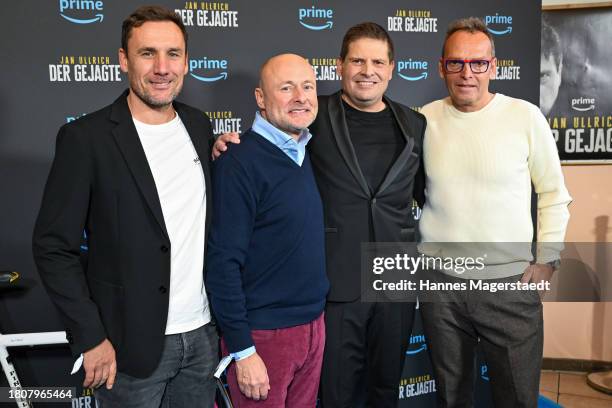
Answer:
[
  {"left": 235, "top": 352, "right": 270, "bottom": 400},
  {"left": 83, "top": 338, "right": 117, "bottom": 390},
  {"left": 212, "top": 132, "right": 241, "bottom": 160}
]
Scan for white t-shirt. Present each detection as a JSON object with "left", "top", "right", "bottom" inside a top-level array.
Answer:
[{"left": 134, "top": 113, "right": 211, "bottom": 334}]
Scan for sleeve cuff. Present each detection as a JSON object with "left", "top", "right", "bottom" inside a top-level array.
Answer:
[
  {"left": 71, "top": 354, "right": 83, "bottom": 374},
  {"left": 535, "top": 242, "right": 564, "bottom": 265},
  {"left": 230, "top": 346, "right": 256, "bottom": 361}
]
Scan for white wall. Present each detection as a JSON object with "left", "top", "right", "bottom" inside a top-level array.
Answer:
[{"left": 544, "top": 165, "right": 612, "bottom": 361}]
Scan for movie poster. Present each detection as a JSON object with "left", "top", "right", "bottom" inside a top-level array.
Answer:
[{"left": 541, "top": 7, "right": 612, "bottom": 163}]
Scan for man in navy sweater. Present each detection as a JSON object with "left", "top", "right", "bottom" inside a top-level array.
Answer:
[{"left": 206, "top": 54, "right": 329, "bottom": 407}]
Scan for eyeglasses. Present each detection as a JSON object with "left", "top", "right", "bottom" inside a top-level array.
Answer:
[{"left": 442, "top": 59, "right": 492, "bottom": 74}]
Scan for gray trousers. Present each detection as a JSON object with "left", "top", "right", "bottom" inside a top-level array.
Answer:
[
  {"left": 420, "top": 273, "right": 543, "bottom": 408},
  {"left": 95, "top": 323, "right": 219, "bottom": 408}
]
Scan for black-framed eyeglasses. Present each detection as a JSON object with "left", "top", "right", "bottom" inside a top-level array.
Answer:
[{"left": 442, "top": 59, "right": 492, "bottom": 73}]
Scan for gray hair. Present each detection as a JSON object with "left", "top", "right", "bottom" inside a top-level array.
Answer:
[{"left": 442, "top": 17, "right": 495, "bottom": 57}]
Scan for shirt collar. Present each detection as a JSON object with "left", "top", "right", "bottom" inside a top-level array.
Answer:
[{"left": 251, "top": 112, "right": 312, "bottom": 149}]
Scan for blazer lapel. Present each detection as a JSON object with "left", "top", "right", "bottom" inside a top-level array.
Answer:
[
  {"left": 376, "top": 97, "right": 416, "bottom": 195},
  {"left": 327, "top": 91, "right": 371, "bottom": 197},
  {"left": 110, "top": 92, "right": 169, "bottom": 239}
]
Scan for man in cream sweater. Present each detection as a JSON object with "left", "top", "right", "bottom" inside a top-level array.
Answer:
[{"left": 418, "top": 17, "right": 572, "bottom": 408}]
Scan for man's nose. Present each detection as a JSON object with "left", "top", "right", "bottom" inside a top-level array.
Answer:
[
  {"left": 153, "top": 55, "right": 169, "bottom": 74},
  {"left": 293, "top": 87, "right": 307, "bottom": 103},
  {"left": 459, "top": 61, "right": 473, "bottom": 78},
  {"left": 362, "top": 61, "right": 375, "bottom": 76}
]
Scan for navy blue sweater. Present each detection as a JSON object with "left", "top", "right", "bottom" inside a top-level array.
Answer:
[{"left": 206, "top": 129, "right": 329, "bottom": 353}]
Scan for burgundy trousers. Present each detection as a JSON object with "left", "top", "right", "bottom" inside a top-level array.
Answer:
[{"left": 222, "top": 313, "right": 325, "bottom": 407}]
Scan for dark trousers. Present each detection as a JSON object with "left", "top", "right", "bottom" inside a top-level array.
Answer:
[
  {"left": 320, "top": 301, "right": 415, "bottom": 408},
  {"left": 95, "top": 323, "right": 219, "bottom": 408},
  {"left": 420, "top": 273, "right": 543, "bottom": 408}
]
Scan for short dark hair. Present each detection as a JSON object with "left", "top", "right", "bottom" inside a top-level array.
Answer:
[
  {"left": 541, "top": 19, "right": 562, "bottom": 69},
  {"left": 442, "top": 17, "right": 495, "bottom": 57},
  {"left": 340, "top": 22, "right": 395, "bottom": 62},
  {"left": 121, "top": 5, "right": 188, "bottom": 52}
]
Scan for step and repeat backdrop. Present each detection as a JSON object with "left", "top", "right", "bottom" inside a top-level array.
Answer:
[{"left": 0, "top": 1, "right": 539, "bottom": 407}]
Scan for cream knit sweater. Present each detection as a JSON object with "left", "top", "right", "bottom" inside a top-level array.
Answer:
[{"left": 419, "top": 94, "right": 572, "bottom": 278}]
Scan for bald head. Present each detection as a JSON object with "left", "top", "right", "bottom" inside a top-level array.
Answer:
[
  {"left": 258, "top": 54, "right": 312, "bottom": 87},
  {"left": 255, "top": 54, "right": 318, "bottom": 139}
]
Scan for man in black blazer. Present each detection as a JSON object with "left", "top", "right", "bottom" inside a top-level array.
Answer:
[
  {"left": 215, "top": 22, "right": 425, "bottom": 407},
  {"left": 311, "top": 23, "right": 425, "bottom": 408},
  {"left": 32, "top": 6, "right": 218, "bottom": 407}
]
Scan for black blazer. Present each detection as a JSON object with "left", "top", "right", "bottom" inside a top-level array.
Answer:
[
  {"left": 309, "top": 91, "right": 426, "bottom": 302},
  {"left": 32, "top": 90, "right": 214, "bottom": 378}
]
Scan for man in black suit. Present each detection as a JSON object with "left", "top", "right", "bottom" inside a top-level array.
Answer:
[
  {"left": 311, "top": 23, "right": 425, "bottom": 408},
  {"left": 32, "top": 6, "right": 217, "bottom": 407},
  {"left": 215, "top": 22, "right": 425, "bottom": 408}
]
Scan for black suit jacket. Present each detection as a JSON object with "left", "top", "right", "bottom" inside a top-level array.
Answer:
[
  {"left": 309, "top": 91, "right": 426, "bottom": 302},
  {"left": 32, "top": 90, "right": 214, "bottom": 378}
]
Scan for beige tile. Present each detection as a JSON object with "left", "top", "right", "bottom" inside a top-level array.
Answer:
[
  {"left": 559, "top": 373, "right": 612, "bottom": 401},
  {"left": 558, "top": 394, "right": 612, "bottom": 407},
  {"left": 540, "top": 371, "right": 560, "bottom": 393},
  {"left": 540, "top": 391, "right": 558, "bottom": 403}
]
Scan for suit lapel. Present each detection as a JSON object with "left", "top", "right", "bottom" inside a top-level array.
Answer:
[
  {"left": 327, "top": 91, "right": 371, "bottom": 197},
  {"left": 110, "top": 92, "right": 169, "bottom": 239},
  {"left": 376, "top": 97, "right": 416, "bottom": 195}
]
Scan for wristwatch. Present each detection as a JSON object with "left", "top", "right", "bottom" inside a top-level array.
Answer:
[{"left": 546, "top": 259, "right": 561, "bottom": 271}]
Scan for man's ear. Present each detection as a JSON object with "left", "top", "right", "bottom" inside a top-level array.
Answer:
[
  {"left": 255, "top": 88, "right": 265, "bottom": 111},
  {"left": 488, "top": 57, "right": 497, "bottom": 80},
  {"left": 119, "top": 48, "right": 128, "bottom": 73}
]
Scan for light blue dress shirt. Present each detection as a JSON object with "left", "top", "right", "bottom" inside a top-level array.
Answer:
[{"left": 251, "top": 111, "right": 312, "bottom": 166}]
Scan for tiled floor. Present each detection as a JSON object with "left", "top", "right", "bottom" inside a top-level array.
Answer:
[{"left": 539, "top": 371, "right": 612, "bottom": 407}]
